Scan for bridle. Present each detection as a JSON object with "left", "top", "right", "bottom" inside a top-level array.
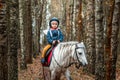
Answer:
[
  {"left": 53, "top": 44, "right": 85, "bottom": 69},
  {"left": 75, "top": 44, "right": 85, "bottom": 69}
]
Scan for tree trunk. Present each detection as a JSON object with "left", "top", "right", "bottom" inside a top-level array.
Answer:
[
  {"left": 72, "top": 0, "right": 76, "bottom": 40},
  {"left": 70, "top": 0, "right": 74, "bottom": 41},
  {"left": 95, "top": 0, "right": 105, "bottom": 80},
  {"left": 86, "top": 0, "right": 95, "bottom": 75},
  {"left": 19, "top": 0, "right": 27, "bottom": 70},
  {"left": 0, "top": 1, "right": 8, "bottom": 79},
  {"left": 24, "top": 0, "right": 33, "bottom": 64},
  {"left": 82, "top": 0, "right": 87, "bottom": 42},
  {"left": 7, "top": 0, "right": 19, "bottom": 79},
  {"left": 111, "top": 0, "right": 120, "bottom": 79},
  {"left": 33, "top": 0, "right": 44, "bottom": 58},
  {"left": 76, "top": 0, "right": 82, "bottom": 42},
  {"left": 65, "top": 0, "right": 71, "bottom": 41},
  {"left": 104, "top": 0, "right": 115, "bottom": 80}
]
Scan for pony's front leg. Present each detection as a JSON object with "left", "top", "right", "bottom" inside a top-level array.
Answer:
[
  {"left": 51, "top": 69, "right": 61, "bottom": 80},
  {"left": 51, "top": 70, "right": 56, "bottom": 80},
  {"left": 65, "top": 69, "right": 72, "bottom": 80}
]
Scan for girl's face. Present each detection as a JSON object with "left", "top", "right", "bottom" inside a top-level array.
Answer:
[{"left": 51, "top": 21, "right": 58, "bottom": 29}]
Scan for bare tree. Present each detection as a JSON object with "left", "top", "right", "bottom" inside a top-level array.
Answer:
[
  {"left": 104, "top": 0, "right": 115, "bottom": 79},
  {"left": 19, "top": 0, "right": 27, "bottom": 69},
  {"left": 7, "top": 0, "right": 19, "bottom": 79},
  {"left": 86, "top": 0, "right": 95, "bottom": 75},
  {"left": 24, "top": 0, "right": 33, "bottom": 63},
  {"left": 0, "top": 0, "right": 8, "bottom": 79},
  {"left": 95, "top": 0, "right": 105, "bottom": 80},
  {"left": 76, "top": 0, "right": 82, "bottom": 42},
  {"left": 111, "top": 0, "right": 120, "bottom": 79},
  {"left": 32, "top": 0, "right": 44, "bottom": 58},
  {"left": 65, "top": 0, "right": 71, "bottom": 41}
]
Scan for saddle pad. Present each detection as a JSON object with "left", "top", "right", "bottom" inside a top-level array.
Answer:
[{"left": 42, "top": 49, "right": 53, "bottom": 67}]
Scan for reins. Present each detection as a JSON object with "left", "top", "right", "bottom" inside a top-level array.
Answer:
[{"left": 53, "top": 53, "right": 75, "bottom": 68}]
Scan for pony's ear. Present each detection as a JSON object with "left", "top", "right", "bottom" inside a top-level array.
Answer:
[{"left": 43, "top": 29, "right": 49, "bottom": 35}]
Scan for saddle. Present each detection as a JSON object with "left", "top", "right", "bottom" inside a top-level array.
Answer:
[
  {"left": 42, "top": 42, "right": 58, "bottom": 67},
  {"left": 42, "top": 46, "right": 54, "bottom": 67}
]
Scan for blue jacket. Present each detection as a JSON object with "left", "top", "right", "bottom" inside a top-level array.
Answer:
[{"left": 46, "top": 29, "right": 64, "bottom": 44}]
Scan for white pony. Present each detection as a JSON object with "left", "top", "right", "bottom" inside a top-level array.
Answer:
[{"left": 44, "top": 41, "right": 88, "bottom": 80}]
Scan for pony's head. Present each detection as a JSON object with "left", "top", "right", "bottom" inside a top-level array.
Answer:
[{"left": 74, "top": 42, "right": 88, "bottom": 68}]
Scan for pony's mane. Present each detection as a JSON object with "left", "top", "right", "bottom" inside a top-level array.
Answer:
[
  {"left": 58, "top": 41, "right": 79, "bottom": 46},
  {"left": 55, "top": 41, "right": 79, "bottom": 52},
  {"left": 56, "top": 41, "right": 86, "bottom": 51}
]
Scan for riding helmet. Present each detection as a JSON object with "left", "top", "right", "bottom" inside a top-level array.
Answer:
[{"left": 49, "top": 17, "right": 59, "bottom": 27}]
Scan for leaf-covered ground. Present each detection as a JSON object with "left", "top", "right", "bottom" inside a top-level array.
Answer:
[{"left": 18, "top": 54, "right": 120, "bottom": 80}]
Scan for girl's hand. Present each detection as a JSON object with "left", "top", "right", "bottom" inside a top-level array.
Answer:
[
  {"left": 57, "top": 40, "right": 60, "bottom": 43},
  {"left": 52, "top": 40, "right": 56, "bottom": 44}
]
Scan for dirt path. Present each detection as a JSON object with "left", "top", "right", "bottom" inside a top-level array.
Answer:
[{"left": 18, "top": 55, "right": 120, "bottom": 80}]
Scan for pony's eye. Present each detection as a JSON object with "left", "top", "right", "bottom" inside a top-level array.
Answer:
[{"left": 79, "top": 53, "right": 82, "bottom": 55}]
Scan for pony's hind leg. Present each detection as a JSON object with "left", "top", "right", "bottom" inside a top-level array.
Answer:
[{"left": 65, "top": 69, "right": 72, "bottom": 80}]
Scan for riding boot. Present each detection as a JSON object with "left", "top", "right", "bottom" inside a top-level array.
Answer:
[{"left": 41, "top": 44, "right": 51, "bottom": 63}]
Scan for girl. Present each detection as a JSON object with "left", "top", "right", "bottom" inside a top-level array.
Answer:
[{"left": 41, "top": 17, "right": 64, "bottom": 64}]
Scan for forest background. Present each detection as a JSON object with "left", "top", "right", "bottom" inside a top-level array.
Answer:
[{"left": 0, "top": 0, "right": 120, "bottom": 80}]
